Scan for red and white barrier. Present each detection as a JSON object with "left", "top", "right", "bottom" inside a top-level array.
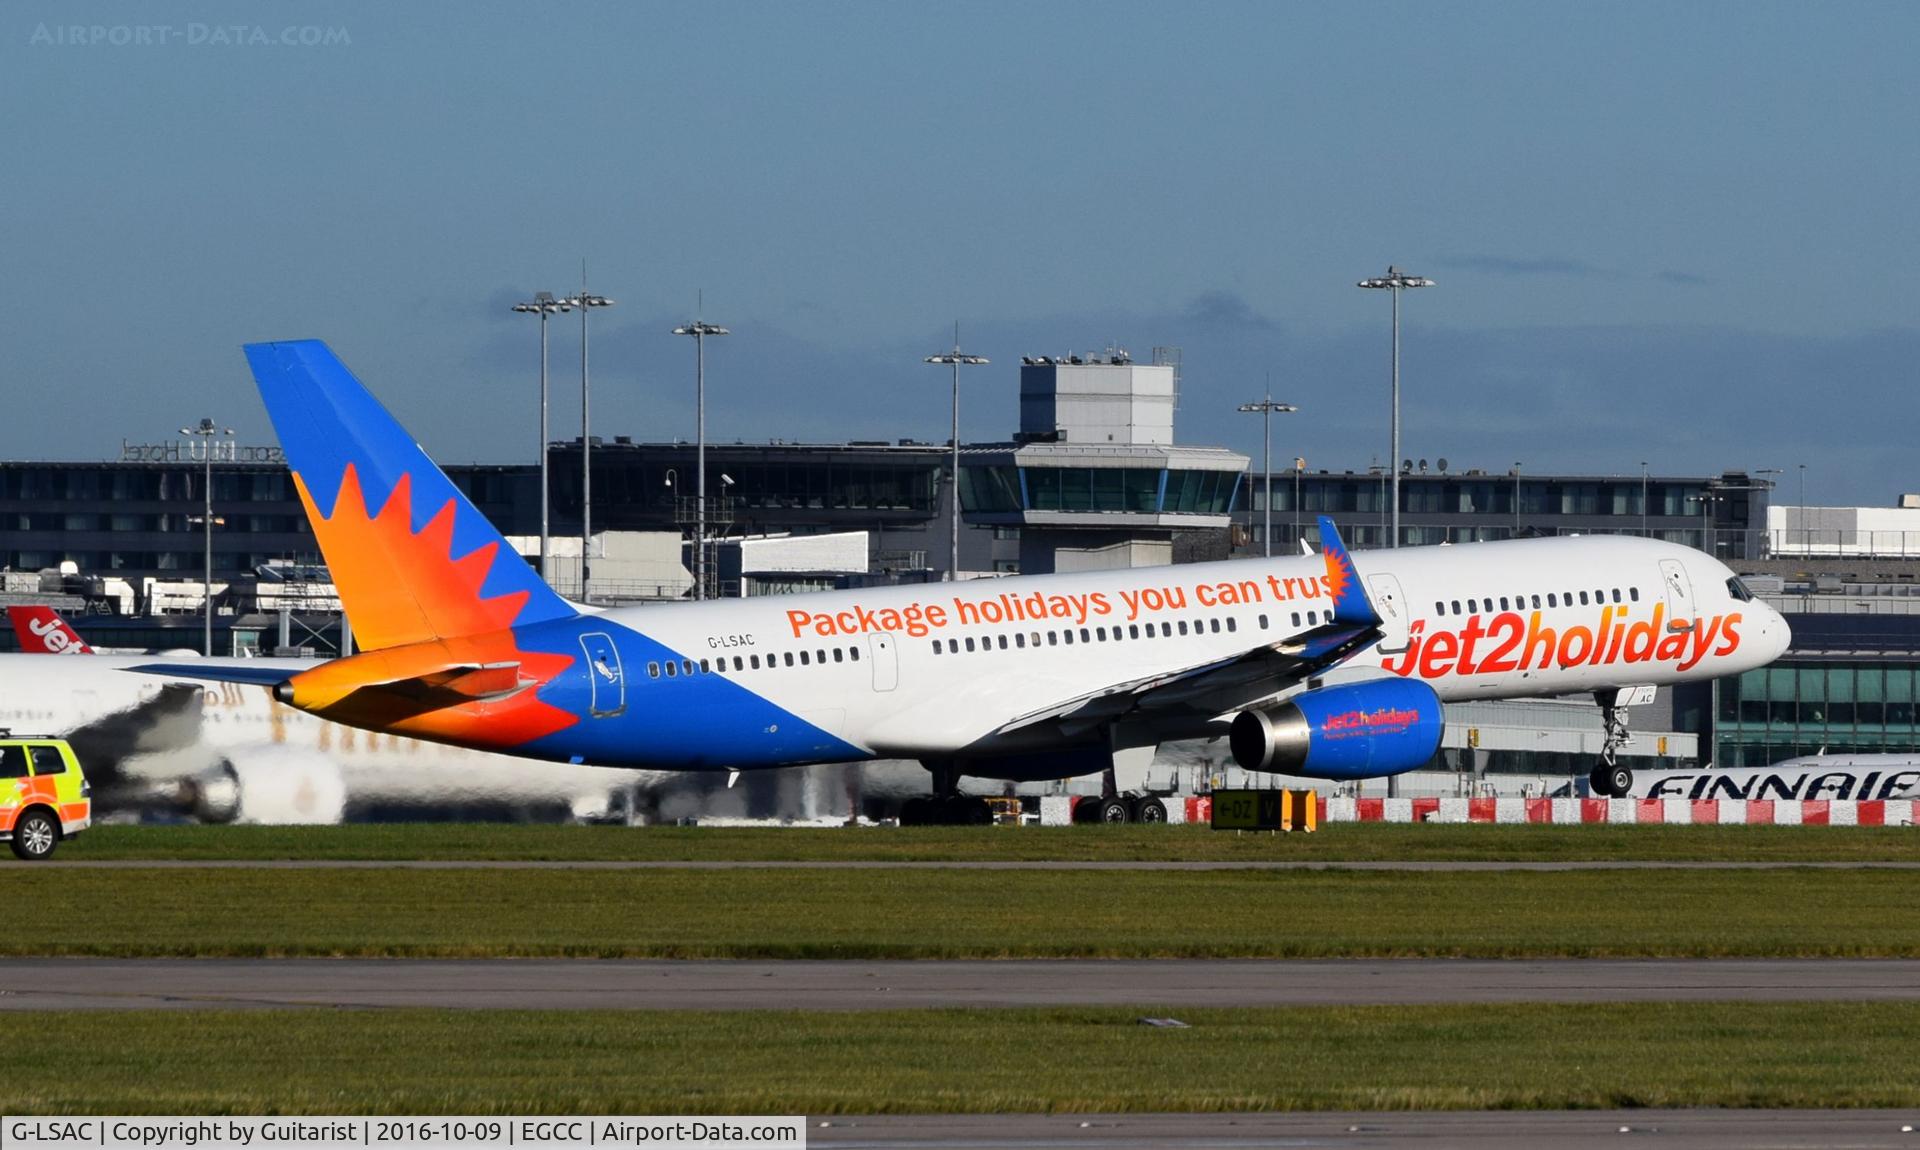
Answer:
[{"left": 1325, "top": 796, "right": 1920, "bottom": 826}]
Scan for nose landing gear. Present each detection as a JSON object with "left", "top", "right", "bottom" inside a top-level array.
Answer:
[{"left": 1587, "top": 687, "right": 1648, "bottom": 798}]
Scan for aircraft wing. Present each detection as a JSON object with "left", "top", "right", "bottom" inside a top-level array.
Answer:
[{"left": 991, "top": 516, "right": 1384, "bottom": 738}]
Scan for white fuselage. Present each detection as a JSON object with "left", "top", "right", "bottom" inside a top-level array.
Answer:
[{"left": 575, "top": 535, "right": 1790, "bottom": 765}]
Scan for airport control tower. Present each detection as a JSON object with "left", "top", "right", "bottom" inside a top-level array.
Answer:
[{"left": 962, "top": 350, "right": 1246, "bottom": 575}]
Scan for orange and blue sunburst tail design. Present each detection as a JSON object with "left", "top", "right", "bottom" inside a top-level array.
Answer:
[
  {"left": 1317, "top": 515, "right": 1381, "bottom": 628},
  {"left": 244, "top": 339, "right": 582, "bottom": 751},
  {"left": 244, "top": 340, "right": 577, "bottom": 650}
]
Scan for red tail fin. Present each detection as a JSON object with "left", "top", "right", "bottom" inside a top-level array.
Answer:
[{"left": 6, "top": 606, "right": 94, "bottom": 654}]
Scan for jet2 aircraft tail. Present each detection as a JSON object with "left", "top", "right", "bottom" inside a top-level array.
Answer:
[
  {"left": 6, "top": 605, "right": 94, "bottom": 654},
  {"left": 242, "top": 340, "right": 577, "bottom": 653}
]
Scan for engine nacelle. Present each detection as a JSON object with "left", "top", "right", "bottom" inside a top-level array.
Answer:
[
  {"left": 184, "top": 748, "right": 348, "bottom": 825},
  {"left": 1229, "top": 678, "right": 1445, "bottom": 780}
]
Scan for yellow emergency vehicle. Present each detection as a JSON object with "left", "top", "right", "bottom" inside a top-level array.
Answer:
[{"left": 0, "top": 732, "right": 91, "bottom": 860}]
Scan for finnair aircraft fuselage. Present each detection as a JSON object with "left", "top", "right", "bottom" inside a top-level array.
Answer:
[{"left": 370, "top": 534, "right": 1787, "bottom": 779}]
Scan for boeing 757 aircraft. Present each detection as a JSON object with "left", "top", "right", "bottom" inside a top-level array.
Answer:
[{"left": 135, "top": 340, "right": 1792, "bottom": 822}]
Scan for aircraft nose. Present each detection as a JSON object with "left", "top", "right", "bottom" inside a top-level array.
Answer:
[{"left": 1772, "top": 607, "right": 1793, "bottom": 659}]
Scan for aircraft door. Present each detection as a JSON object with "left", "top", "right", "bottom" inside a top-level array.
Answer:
[
  {"left": 1658, "top": 559, "right": 1696, "bottom": 633},
  {"left": 579, "top": 632, "right": 626, "bottom": 717},
  {"left": 868, "top": 632, "right": 898, "bottom": 692},
  {"left": 1367, "top": 573, "right": 1412, "bottom": 654}
]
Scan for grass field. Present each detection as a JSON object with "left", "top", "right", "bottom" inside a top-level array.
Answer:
[
  {"left": 3, "top": 865, "right": 1916, "bottom": 957},
  {"left": 4, "top": 1003, "right": 1917, "bottom": 1113},
  {"left": 51, "top": 821, "right": 1920, "bottom": 863}
]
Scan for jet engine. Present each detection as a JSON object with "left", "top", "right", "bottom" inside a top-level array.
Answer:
[
  {"left": 1229, "top": 678, "right": 1444, "bottom": 779},
  {"left": 183, "top": 747, "right": 349, "bottom": 825}
]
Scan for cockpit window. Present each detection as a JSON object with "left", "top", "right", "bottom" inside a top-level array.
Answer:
[{"left": 1726, "top": 576, "right": 1754, "bottom": 603}]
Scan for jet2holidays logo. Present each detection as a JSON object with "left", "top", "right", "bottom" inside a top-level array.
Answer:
[
  {"left": 1382, "top": 603, "right": 1744, "bottom": 680},
  {"left": 29, "top": 23, "right": 351, "bottom": 48}
]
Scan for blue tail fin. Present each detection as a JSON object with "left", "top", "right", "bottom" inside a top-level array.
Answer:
[{"left": 243, "top": 339, "right": 575, "bottom": 652}]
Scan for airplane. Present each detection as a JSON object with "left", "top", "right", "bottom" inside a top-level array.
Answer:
[
  {"left": 1624, "top": 753, "right": 1920, "bottom": 803},
  {"left": 6, "top": 604, "right": 201, "bottom": 657},
  {"left": 134, "top": 339, "right": 1793, "bottom": 823},
  {"left": 0, "top": 649, "right": 672, "bottom": 825},
  {"left": 9, "top": 605, "right": 96, "bottom": 654}
]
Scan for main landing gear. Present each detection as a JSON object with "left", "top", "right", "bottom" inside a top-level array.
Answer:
[
  {"left": 1586, "top": 687, "right": 1640, "bottom": 798},
  {"left": 899, "top": 760, "right": 991, "bottom": 826}
]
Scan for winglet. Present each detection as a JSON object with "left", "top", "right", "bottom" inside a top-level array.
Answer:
[{"left": 1316, "top": 516, "right": 1381, "bottom": 628}]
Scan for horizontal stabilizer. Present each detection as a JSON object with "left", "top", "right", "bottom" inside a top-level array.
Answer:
[
  {"left": 123, "top": 663, "right": 292, "bottom": 687},
  {"left": 414, "top": 662, "right": 523, "bottom": 699}
]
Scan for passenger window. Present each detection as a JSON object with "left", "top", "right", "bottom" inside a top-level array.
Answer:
[
  {"left": 1435, "top": 602, "right": 1446, "bottom": 616},
  {"left": 1047, "top": 632, "right": 1058, "bottom": 646},
  {"left": 1630, "top": 587, "right": 1641, "bottom": 602},
  {"left": 0, "top": 747, "right": 26, "bottom": 779},
  {"left": 1548, "top": 594, "right": 1557, "bottom": 607},
  {"left": 850, "top": 647, "right": 861, "bottom": 662},
  {"left": 932, "top": 642, "right": 943, "bottom": 656},
  {"left": 1177, "top": 621, "right": 1188, "bottom": 636},
  {"left": 784, "top": 652, "right": 795, "bottom": 667},
  {"left": 1611, "top": 589, "right": 1621, "bottom": 603},
  {"left": 683, "top": 660, "right": 695, "bottom": 676},
  {"left": 1451, "top": 600, "right": 1461, "bottom": 615},
  {"left": 1132, "top": 624, "right": 1143, "bottom": 639},
  {"left": 1226, "top": 617, "right": 1237, "bottom": 633},
  {"left": 998, "top": 635, "right": 1008, "bottom": 650},
  {"left": 648, "top": 662, "right": 661, "bottom": 679},
  {"left": 1015, "top": 633, "right": 1026, "bottom": 648},
  {"left": 1257, "top": 615, "right": 1268, "bottom": 630},
  {"left": 1466, "top": 599, "right": 1476, "bottom": 613},
  {"left": 964, "top": 638, "right": 975, "bottom": 653},
  {"left": 1063, "top": 630, "right": 1074, "bottom": 645},
  {"left": 1291, "top": 612, "right": 1301, "bottom": 627},
  {"left": 750, "top": 654, "right": 761, "bottom": 669},
  {"left": 833, "top": 648, "right": 845, "bottom": 663},
  {"left": 1096, "top": 627, "right": 1107, "bottom": 641},
  {"left": 699, "top": 659, "right": 711, "bottom": 674},
  {"left": 1210, "top": 619, "right": 1221, "bottom": 634},
  {"left": 816, "top": 649, "right": 826, "bottom": 664},
  {"left": 1531, "top": 595, "right": 1541, "bottom": 609},
  {"left": 1080, "top": 628, "right": 1090, "bottom": 643},
  {"left": 29, "top": 746, "right": 64, "bottom": 775},
  {"left": 665, "top": 661, "right": 677, "bottom": 678},
  {"left": 1162, "top": 622, "right": 1174, "bottom": 637},
  {"left": 734, "top": 657, "right": 745, "bottom": 671},
  {"left": 1579, "top": 592, "right": 1589, "bottom": 605},
  {"left": 1499, "top": 597, "right": 1509, "bottom": 611}
]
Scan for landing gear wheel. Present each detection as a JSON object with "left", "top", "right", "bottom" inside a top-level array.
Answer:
[
  {"left": 1588, "top": 766, "right": 1613, "bottom": 798},
  {"left": 10, "top": 809, "right": 58, "bottom": 861},
  {"left": 1606, "top": 765, "right": 1634, "bottom": 799},
  {"left": 945, "top": 795, "right": 989, "bottom": 826},
  {"left": 1132, "top": 797, "right": 1167, "bottom": 824},
  {"left": 1096, "top": 796, "right": 1131, "bottom": 823}
]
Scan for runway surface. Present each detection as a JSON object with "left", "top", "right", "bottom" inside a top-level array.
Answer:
[
  {"left": 5, "top": 957, "right": 1918, "bottom": 1010},
  {"left": 805, "top": 1110, "right": 1920, "bottom": 1148},
  {"left": 32, "top": 858, "right": 1920, "bottom": 870}
]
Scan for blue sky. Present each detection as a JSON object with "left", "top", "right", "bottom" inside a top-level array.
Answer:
[{"left": 3, "top": 1, "right": 1915, "bottom": 504}]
